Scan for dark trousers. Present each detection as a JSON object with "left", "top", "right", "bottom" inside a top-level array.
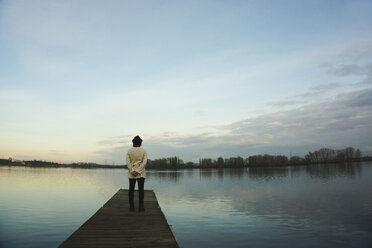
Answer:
[{"left": 128, "top": 178, "right": 145, "bottom": 209}]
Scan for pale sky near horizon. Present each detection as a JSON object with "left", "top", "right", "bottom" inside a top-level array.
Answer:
[{"left": 1, "top": 0, "right": 372, "bottom": 164}]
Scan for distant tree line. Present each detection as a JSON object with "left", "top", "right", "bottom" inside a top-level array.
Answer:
[
  {"left": 147, "top": 147, "right": 368, "bottom": 169},
  {"left": 304, "top": 147, "right": 362, "bottom": 163},
  {"left": 0, "top": 146, "right": 370, "bottom": 169},
  {"left": 147, "top": 156, "right": 187, "bottom": 169},
  {"left": 0, "top": 159, "right": 124, "bottom": 169}
]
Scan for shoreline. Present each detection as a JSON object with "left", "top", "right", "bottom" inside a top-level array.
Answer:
[{"left": 1, "top": 157, "right": 371, "bottom": 170}]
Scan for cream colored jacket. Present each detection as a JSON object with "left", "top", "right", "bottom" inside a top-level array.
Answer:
[{"left": 126, "top": 147, "right": 147, "bottom": 179}]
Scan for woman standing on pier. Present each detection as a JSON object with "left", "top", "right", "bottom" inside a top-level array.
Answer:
[{"left": 126, "top": 135, "right": 147, "bottom": 212}]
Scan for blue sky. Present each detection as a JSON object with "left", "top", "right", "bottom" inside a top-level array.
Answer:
[{"left": 1, "top": 0, "right": 372, "bottom": 163}]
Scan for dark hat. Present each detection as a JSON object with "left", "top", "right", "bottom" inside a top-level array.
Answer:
[{"left": 132, "top": 135, "right": 143, "bottom": 146}]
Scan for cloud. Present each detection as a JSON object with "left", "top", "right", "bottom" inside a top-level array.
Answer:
[
  {"left": 269, "top": 82, "right": 344, "bottom": 107},
  {"left": 225, "top": 87, "right": 372, "bottom": 151},
  {"left": 96, "top": 87, "right": 372, "bottom": 162},
  {"left": 270, "top": 42, "right": 372, "bottom": 108},
  {"left": 269, "top": 98, "right": 305, "bottom": 107},
  {"left": 320, "top": 42, "right": 372, "bottom": 79},
  {"left": 325, "top": 62, "right": 372, "bottom": 77},
  {"left": 339, "top": 89, "right": 372, "bottom": 107},
  {"left": 309, "top": 82, "right": 343, "bottom": 91},
  {"left": 332, "top": 41, "right": 372, "bottom": 62}
]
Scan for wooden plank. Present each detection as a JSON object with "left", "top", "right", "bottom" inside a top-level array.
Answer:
[{"left": 59, "top": 189, "right": 179, "bottom": 248}]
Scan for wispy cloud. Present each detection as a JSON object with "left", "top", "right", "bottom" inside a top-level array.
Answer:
[
  {"left": 321, "top": 42, "right": 372, "bottom": 78},
  {"left": 270, "top": 43, "right": 372, "bottom": 107},
  {"left": 269, "top": 82, "right": 344, "bottom": 106},
  {"left": 324, "top": 62, "right": 372, "bottom": 77},
  {"left": 96, "top": 87, "right": 372, "bottom": 162}
]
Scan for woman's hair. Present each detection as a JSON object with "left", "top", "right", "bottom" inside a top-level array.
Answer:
[{"left": 132, "top": 135, "right": 143, "bottom": 147}]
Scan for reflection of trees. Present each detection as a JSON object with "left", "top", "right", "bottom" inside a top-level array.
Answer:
[
  {"left": 147, "top": 163, "right": 364, "bottom": 182},
  {"left": 199, "top": 169, "right": 213, "bottom": 180},
  {"left": 246, "top": 163, "right": 363, "bottom": 181},
  {"left": 147, "top": 171, "right": 183, "bottom": 183},
  {"left": 248, "top": 167, "right": 289, "bottom": 180},
  {"left": 288, "top": 165, "right": 305, "bottom": 177},
  {"left": 199, "top": 168, "right": 245, "bottom": 181},
  {"left": 226, "top": 168, "right": 244, "bottom": 179},
  {"left": 305, "top": 163, "right": 363, "bottom": 179}
]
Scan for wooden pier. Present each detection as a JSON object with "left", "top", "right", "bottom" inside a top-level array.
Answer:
[{"left": 59, "top": 189, "right": 179, "bottom": 248}]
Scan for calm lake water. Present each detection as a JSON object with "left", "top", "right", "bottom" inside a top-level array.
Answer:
[{"left": 1, "top": 162, "right": 372, "bottom": 248}]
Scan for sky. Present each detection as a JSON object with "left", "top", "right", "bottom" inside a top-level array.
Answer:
[{"left": 1, "top": 0, "right": 372, "bottom": 164}]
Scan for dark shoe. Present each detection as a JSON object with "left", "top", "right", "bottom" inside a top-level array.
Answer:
[
  {"left": 129, "top": 207, "right": 135, "bottom": 212},
  {"left": 139, "top": 208, "right": 145, "bottom": 212}
]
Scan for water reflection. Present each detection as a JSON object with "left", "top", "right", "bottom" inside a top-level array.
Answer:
[
  {"left": 305, "top": 162, "right": 363, "bottom": 179},
  {"left": 147, "top": 170, "right": 184, "bottom": 182},
  {"left": 198, "top": 168, "right": 245, "bottom": 181},
  {"left": 191, "top": 162, "right": 365, "bottom": 182},
  {"left": 0, "top": 163, "right": 371, "bottom": 248},
  {"left": 246, "top": 163, "right": 364, "bottom": 181},
  {"left": 149, "top": 163, "right": 372, "bottom": 248},
  {"left": 247, "top": 167, "right": 289, "bottom": 180}
]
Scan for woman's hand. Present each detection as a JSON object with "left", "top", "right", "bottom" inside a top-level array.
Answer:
[{"left": 131, "top": 171, "right": 140, "bottom": 177}]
